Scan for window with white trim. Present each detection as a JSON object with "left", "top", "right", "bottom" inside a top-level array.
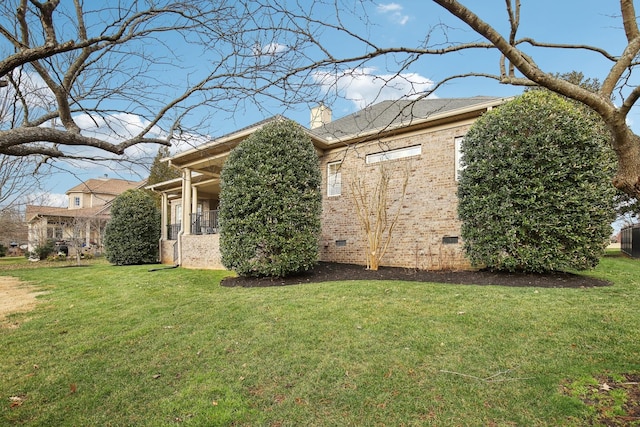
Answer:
[
  {"left": 74, "top": 196, "right": 81, "bottom": 207},
  {"left": 327, "top": 161, "right": 342, "bottom": 197},
  {"left": 455, "top": 136, "right": 465, "bottom": 181},
  {"left": 365, "top": 144, "right": 421, "bottom": 164}
]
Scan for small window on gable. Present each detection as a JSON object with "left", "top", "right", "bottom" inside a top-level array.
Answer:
[
  {"left": 366, "top": 145, "right": 421, "bottom": 164},
  {"left": 455, "top": 136, "right": 465, "bottom": 181},
  {"left": 74, "top": 196, "right": 81, "bottom": 207},
  {"left": 327, "top": 161, "right": 342, "bottom": 197}
]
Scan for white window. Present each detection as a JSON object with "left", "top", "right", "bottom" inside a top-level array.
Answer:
[
  {"left": 327, "top": 161, "right": 342, "bottom": 197},
  {"left": 74, "top": 196, "right": 81, "bottom": 207},
  {"left": 455, "top": 136, "right": 465, "bottom": 181},
  {"left": 365, "top": 145, "right": 421, "bottom": 164}
]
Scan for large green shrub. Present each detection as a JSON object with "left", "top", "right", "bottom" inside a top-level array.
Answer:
[
  {"left": 219, "top": 119, "right": 322, "bottom": 277},
  {"left": 104, "top": 189, "right": 160, "bottom": 265},
  {"left": 457, "top": 91, "right": 616, "bottom": 272}
]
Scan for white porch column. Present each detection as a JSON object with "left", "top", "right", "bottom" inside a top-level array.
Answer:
[
  {"left": 182, "top": 168, "right": 192, "bottom": 235},
  {"left": 191, "top": 186, "right": 198, "bottom": 216},
  {"left": 160, "top": 193, "right": 168, "bottom": 240}
]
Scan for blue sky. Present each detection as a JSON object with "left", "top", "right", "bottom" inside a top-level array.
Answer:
[{"left": 39, "top": 0, "right": 634, "bottom": 204}]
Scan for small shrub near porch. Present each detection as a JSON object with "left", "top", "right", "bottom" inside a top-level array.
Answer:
[{"left": 104, "top": 189, "right": 160, "bottom": 265}]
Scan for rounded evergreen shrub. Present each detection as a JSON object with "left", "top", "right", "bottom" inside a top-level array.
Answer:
[
  {"left": 219, "top": 119, "right": 322, "bottom": 277},
  {"left": 104, "top": 189, "right": 161, "bottom": 265},
  {"left": 457, "top": 90, "right": 616, "bottom": 272}
]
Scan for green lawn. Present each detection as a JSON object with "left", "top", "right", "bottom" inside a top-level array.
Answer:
[
  {"left": 0, "top": 256, "right": 28, "bottom": 266},
  {"left": 1, "top": 253, "right": 639, "bottom": 426}
]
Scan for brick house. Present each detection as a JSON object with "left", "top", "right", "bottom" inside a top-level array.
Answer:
[
  {"left": 26, "top": 178, "right": 144, "bottom": 256},
  {"left": 148, "top": 96, "right": 509, "bottom": 270}
]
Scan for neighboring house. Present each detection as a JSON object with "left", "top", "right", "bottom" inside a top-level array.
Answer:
[
  {"left": 26, "top": 178, "right": 144, "bottom": 256},
  {"left": 148, "top": 96, "right": 510, "bottom": 270}
]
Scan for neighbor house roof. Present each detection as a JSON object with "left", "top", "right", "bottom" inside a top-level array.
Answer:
[
  {"left": 66, "top": 178, "right": 145, "bottom": 195},
  {"left": 25, "top": 205, "right": 111, "bottom": 223}
]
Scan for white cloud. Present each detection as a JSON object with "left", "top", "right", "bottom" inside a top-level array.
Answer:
[
  {"left": 23, "top": 191, "right": 68, "bottom": 208},
  {"left": 252, "top": 42, "right": 288, "bottom": 57},
  {"left": 376, "top": 2, "right": 410, "bottom": 25},
  {"left": 262, "top": 43, "right": 288, "bottom": 56},
  {"left": 2, "top": 69, "right": 55, "bottom": 111},
  {"left": 377, "top": 3, "right": 402, "bottom": 13},
  {"left": 75, "top": 112, "right": 162, "bottom": 143},
  {"left": 38, "top": 112, "right": 168, "bottom": 184},
  {"left": 313, "top": 67, "right": 435, "bottom": 110}
]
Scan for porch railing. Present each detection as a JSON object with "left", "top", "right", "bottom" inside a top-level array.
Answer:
[
  {"left": 167, "top": 223, "right": 181, "bottom": 240},
  {"left": 191, "top": 209, "right": 219, "bottom": 235},
  {"left": 167, "top": 210, "right": 219, "bottom": 239}
]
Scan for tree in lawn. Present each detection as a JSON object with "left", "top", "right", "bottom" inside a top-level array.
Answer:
[
  {"left": 457, "top": 90, "right": 616, "bottom": 273},
  {"left": 104, "top": 189, "right": 160, "bottom": 266},
  {"left": 0, "top": 1, "right": 319, "bottom": 160},
  {"left": 219, "top": 119, "right": 322, "bottom": 277}
]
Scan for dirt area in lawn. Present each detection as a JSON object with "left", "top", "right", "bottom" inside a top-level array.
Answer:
[
  {"left": 0, "top": 276, "right": 46, "bottom": 325},
  {"left": 221, "top": 261, "right": 611, "bottom": 288},
  {"left": 562, "top": 373, "right": 640, "bottom": 426}
]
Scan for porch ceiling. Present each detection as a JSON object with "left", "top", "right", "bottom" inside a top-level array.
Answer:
[
  {"left": 193, "top": 176, "right": 220, "bottom": 199},
  {"left": 147, "top": 173, "right": 220, "bottom": 199},
  {"left": 176, "top": 151, "right": 226, "bottom": 177}
]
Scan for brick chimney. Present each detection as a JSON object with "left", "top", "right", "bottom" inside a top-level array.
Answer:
[{"left": 310, "top": 103, "right": 332, "bottom": 129}]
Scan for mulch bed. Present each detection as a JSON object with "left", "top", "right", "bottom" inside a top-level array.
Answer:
[{"left": 221, "top": 261, "right": 611, "bottom": 288}]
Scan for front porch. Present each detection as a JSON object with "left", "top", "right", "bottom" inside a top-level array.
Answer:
[{"left": 148, "top": 166, "right": 225, "bottom": 269}]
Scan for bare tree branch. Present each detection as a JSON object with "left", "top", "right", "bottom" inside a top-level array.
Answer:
[{"left": 429, "top": 0, "right": 640, "bottom": 196}]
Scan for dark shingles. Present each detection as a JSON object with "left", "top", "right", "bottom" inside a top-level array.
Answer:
[{"left": 310, "top": 96, "right": 500, "bottom": 139}]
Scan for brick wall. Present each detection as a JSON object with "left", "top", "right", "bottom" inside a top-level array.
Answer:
[
  {"left": 319, "top": 122, "right": 474, "bottom": 270},
  {"left": 179, "top": 234, "right": 224, "bottom": 269}
]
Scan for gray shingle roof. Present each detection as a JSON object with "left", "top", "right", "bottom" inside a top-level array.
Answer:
[{"left": 310, "top": 96, "right": 500, "bottom": 140}]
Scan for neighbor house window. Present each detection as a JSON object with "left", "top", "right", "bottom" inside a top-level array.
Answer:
[
  {"left": 365, "top": 144, "right": 421, "bottom": 164},
  {"left": 74, "top": 196, "right": 81, "bottom": 207},
  {"left": 327, "top": 161, "right": 342, "bottom": 197},
  {"left": 455, "top": 136, "right": 465, "bottom": 181}
]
